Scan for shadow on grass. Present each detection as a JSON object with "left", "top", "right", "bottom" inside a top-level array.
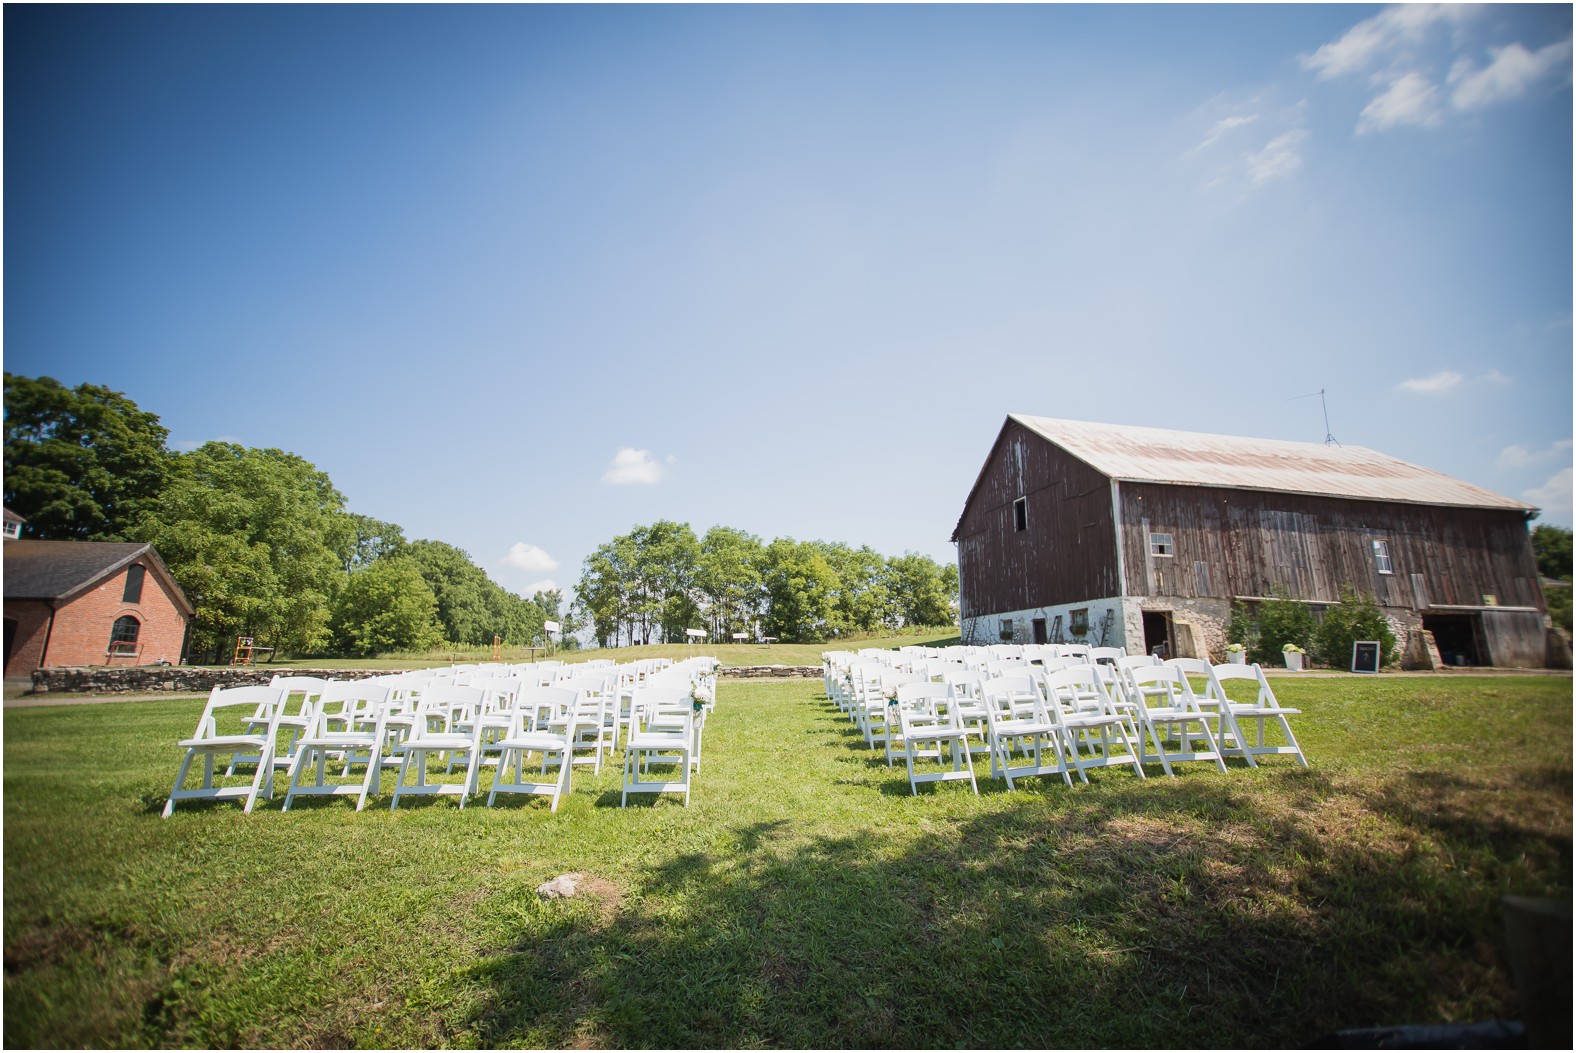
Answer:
[{"left": 462, "top": 766, "right": 1570, "bottom": 1049}]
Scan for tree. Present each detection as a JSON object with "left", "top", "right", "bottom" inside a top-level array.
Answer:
[
  {"left": 406, "top": 539, "right": 538, "bottom": 647},
  {"left": 761, "top": 538, "right": 839, "bottom": 642},
  {"left": 1532, "top": 524, "right": 1573, "bottom": 581},
  {"left": 4, "top": 373, "right": 172, "bottom": 539},
  {"left": 884, "top": 552, "right": 957, "bottom": 628},
  {"left": 132, "top": 442, "right": 350, "bottom": 661},
  {"left": 1247, "top": 585, "right": 1317, "bottom": 666},
  {"left": 696, "top": 526, "right": 765, "bottom": 641},
  {"left": 1314, "top": 586, "right": 1397, "bottom": 668},
  {"left": 330, "top": 557, "right": 442, "bottom": 656},
  {"left": 342, "top": 513, "right": 408, "bottom": 572}
]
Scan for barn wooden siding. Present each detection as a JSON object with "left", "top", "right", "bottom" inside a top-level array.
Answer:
[
  {"left": 1116, "top": 482, "right": 1545, "bottom": 612},
  {"left": 955, "top": 420, "right": 1120, "bottom": 619}
]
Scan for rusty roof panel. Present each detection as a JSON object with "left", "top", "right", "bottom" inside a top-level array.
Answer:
[{"left": 1009, "top": 415, "right": 1536, "bottom": 512}]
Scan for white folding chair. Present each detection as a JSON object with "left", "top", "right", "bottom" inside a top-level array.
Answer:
[
  {"left": 282, "top": 682, "right": 394, "bottom": 811},
  {"left": 622, "top": 689, "right": 694, "bottom": 807},
  {"left": 388, "top": 685, "right": 486, "bottom": 809},
  {"left": 1123, "top": 664, "right": 1228, "bottom": 776},
  {"left": 163, "top": 685, "right": 289, "bottom": 817},
  {"left": 488, "top": 686, "right": 582, "bottom": 812},
  {"left": 1038, "top": 666, "right": 1146, "bottom": 783},
  {"left": 894, "top": 684, "right": 978, "bottom": 795},
  {"left": 1208, "top": 662, "right": 1309, "bottom": 767}
]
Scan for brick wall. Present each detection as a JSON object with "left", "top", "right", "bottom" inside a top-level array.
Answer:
[
  {"left": 4, "top": 600, "right": 54, "bottom": 679},
  {"left": 33, "top": 562, "right": 189, "bottom": 670}
]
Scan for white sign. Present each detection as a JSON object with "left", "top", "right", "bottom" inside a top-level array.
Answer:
[
  {"left": 685, "top": 628, "right": 708, "bottom": 638},
  {"left": 543, "top": 621, "right": 561, "bottom": 634}
]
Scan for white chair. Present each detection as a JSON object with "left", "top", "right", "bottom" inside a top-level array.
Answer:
[
  {"left": 1168, "top": 658, "right": 1259, "bottom": 768},
  {"left": 1208, "top": 662, "right": 1309, "bottom": 767},
  {"left": 1122, "top": 665, "right": 1228, "bottom": 776},
  {"left": 163, "top": 685, "right": 290, "bottom": 817},
  {"left": 894, "top": 684, "right": 978, "bottom": 796},
  {"left": 622, "top": 690, "right": 694, "bottom": 806},
  {"left": 1038, "top": 667, "right": 1146, "bottom": 783},
  {"left": 488, "top": 687, "right": 582, "bottom": 812},
  {"left": 979, "top": 675, "right": 1074, "bottom": 789},
  {"left": 282, "top": 683, "right": 394, "bottom": 811},
  {"left": 389, "top": 685, "right": 486, "bottom": 809}
]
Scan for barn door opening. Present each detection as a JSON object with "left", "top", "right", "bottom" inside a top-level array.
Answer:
[
  {"left": 1422, "top": 613, "right": 1483, "bottom": 667},
  {"left": 1142, "top": 610, "right": 1174, "bottom": 660},
  {"left": 1031, "top": 617, "right": 1048, "bottom": 645}
]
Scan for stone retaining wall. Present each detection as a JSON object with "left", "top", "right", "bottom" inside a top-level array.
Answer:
[{"left": 30, "top": 662, "right": 823, "bottom": 695}]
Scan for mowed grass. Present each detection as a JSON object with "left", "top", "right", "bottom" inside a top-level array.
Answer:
[{"left": 3, "top": 675, "right": 1570, "bottom": 1048}]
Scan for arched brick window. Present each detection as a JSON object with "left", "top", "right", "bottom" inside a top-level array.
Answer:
[{"left": 110, "top": 615, "right": 141, "bottom": 652}]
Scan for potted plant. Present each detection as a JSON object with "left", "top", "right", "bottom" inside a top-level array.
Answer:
[
  {"left": 1226, "top": 642, "right": 1247, "bottom": 665},
  {"left": 1282, "top": 643, "right": 1305, "bottom": 671}
]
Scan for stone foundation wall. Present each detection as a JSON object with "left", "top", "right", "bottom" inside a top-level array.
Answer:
[{"left": 31, "top": 662, "right": 823, "bottom": 695}]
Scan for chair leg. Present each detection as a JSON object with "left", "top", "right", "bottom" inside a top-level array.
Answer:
[{"left": 163, "top": 750, "right": 197, "bottom": 818}]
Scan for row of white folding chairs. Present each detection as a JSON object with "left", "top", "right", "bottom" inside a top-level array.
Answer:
[
  {"left": 165, "top": 662, "right": 719, "bottom": 816},
  {"left": 824, "top": 654, "right": 1306, "bottom": 795}
]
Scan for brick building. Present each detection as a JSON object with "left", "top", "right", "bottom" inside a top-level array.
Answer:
[{"left": 3, "top": 540, "right": 193, "bottom": 677}]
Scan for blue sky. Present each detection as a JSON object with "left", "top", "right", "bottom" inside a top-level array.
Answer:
[{"left": 6, "top": 4, "right": 1571, "bottom": 600}]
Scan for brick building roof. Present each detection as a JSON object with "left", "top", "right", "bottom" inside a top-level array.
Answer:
[{"left": 3, "top": 540, "right": 195, "bottom": 615}]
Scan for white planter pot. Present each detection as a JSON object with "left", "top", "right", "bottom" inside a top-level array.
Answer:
[
  {"left": 1283, "top": 652, "right": 1304, "bottom": 671},
  {"left": 1227, "top": 652, "right": 1247, "bottom": 665}
]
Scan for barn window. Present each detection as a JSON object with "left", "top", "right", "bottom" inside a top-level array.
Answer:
[
  {"left": 123, "top": 564, "right": 146, "bottom": 604},
  {"left": 1149, "top": 533, "right": 1174, "bottom": 557},
  {"left": 1013, "top": 497, "right": 1028, "bottom": 532},
  {"left": 1070, "top": 608, "right": 1089, "bottom": 636},
  {"left": 109, "top": 615, "right": 141, "bottom": 653},
  {"left": 998, "top": 619, "right": 1015, "bottom": 641},
  {"left": 1372, "top": 539, "right": 1393, "bottom": 575}
]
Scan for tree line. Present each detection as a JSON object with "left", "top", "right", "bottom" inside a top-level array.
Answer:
[
  {"left": 573, "top": 522, "right": 958, "bottom": 647},
  {"left": 3, "top": 373, "right": 564, "bottom": 660}
]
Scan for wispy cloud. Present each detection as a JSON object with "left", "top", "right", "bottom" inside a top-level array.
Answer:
[
  {"left": 1192, "top": 114, "right": 1258, "bottom": 153},
  {"left": 1358, "top": 72, "right": 1443, "bottom": 133},
  {"left": 602, "top": 447, "right": 666, "bottom": 485},
  {"left": 1524, "top": 468, "right": 1573, "bottom": 521},
  {"left": 1497, "top": 438, "right": 1573, "bottom": 470},
  {"left": 1302, "top": 5, "right": 1567, "bottom": 134},
  {"left": 1398, "top": 370, "right": 1464, "bottom": 394},
  {"left": 501, "top": 542, "right": 559, "bottom": 574},
  {"left": 1245, "top": 129, "right": 1309, "bottom": 184},
  {"left": 1449, "top": 39, "right": 1573, "bottom": 110},
  {"left": 1301, "top": 4, "right": 1478, "bottom": 81},
  {"left": 522, "top": 579, "right": 559, "bottom": 596}
]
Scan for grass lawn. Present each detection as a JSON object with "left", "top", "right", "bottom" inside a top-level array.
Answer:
[{"left": 4, "top": 675, "right": 1570, "bottom": 1048}]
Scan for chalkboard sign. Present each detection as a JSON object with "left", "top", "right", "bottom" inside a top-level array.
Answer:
[{"left": 1351, "top": 641, "right": 1381, "bottom": 674}]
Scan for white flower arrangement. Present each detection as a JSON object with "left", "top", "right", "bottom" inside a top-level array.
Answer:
[
  {"left": 1226, "top": 643, "right": 1245, "bottom": 653},
  {"left": 1282, "top": 643, "right": 1305, "bottom": 654}
]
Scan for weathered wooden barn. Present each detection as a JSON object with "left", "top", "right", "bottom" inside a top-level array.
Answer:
[{"left": 951, "top": 416, "right": 1552, "bottom": 668}]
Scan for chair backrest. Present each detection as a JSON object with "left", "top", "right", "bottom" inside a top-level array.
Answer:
[
  {"left": 1124, "top": 663, "right": 1194, "bottom": 707},
  {"left": 412, "top": 685, "right": 485, "bottom": 735},
  {"left": 1040, "top": 665, "right": 1110, "bottom": 714},
  {"left": 191, "top": 685, "right": 290, "bottom": 741},
  {"left": 309, "top": 681, "right": 394, "bottom": 736},
  {"left": 1209, "top": 661, "right": 1277, "bottom": 707},
  {"left": 1166, "top": 658, "right": 1224, "bottom": 706},
  {"left": 1117, "top": 654, "right": 1161, "bottom": 671},
  {"left": 1088, "top": 646, "right": 1125, "bottom": 665},
  {"left": 267, "top": 675, "right": 330, "bottom": 717}
]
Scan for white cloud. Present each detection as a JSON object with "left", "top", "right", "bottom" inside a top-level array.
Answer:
[
  {"left": 1358, "top": 73, "right": 1444, "bottom": 133},
  {"left": 1480, "top": 369, "right": 1512, "bottom": 385},
  {"left": 1397, "top": 370, "right": 1464, "bottom": 394},
  {"left": 501, "top": 542, "right": 559, "bottom": 574},
  {"left": 1449, "top": 39, "right": 1573, "bottom": 111},
  {"left": 1245, "top": 129, "right": 1308, "bottom": 184},
  {"left": 1524, "top": 468, "right": 1573, "bottom": 521},
  {"left": 1192, "top": 114, "right": 1258, "bottom": 153},
  {"left": 1302, "top": 4, "right": 1476, "bottom": 80},
  {"left": 1497, "top": 438, "right": 1573, "bottom": 470},
  {"left": 522, "top": 579, "right": 559, "bottom": 596},
  {"left": 602, "top": 447, "right": 665, "bottom": 485}
]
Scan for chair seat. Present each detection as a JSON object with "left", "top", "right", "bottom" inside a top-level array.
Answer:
[
  {"left": 628, "top": 731, "right": 689, "bottom": 750},
  {"left": 298, "top": 733, "right": 378, "bottom": 749},
  {"left": 497, "top": 732, "right": 572, "bottom": 751},
  {"left": 178, "top": 734, "right": 269, "bottom": 750},
  {"left": 399, "top": 734, "right": 472, "bottom": 750}
]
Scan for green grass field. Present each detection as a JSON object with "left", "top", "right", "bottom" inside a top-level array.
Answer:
[{"left": 4, "top": 675, "right": 1570, "bottom": 1048}]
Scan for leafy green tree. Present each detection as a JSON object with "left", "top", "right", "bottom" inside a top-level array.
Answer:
[
  {"left": 761, "top": 538, "right": 839, "bottom": 642},
  {"left": 884, "top": 552, "right": 957, "bottom": 628},
  {"left": 406, "top": 539, "right": 537, "bottom": 646},
  {"left": 1532, "top": 524, "right": 1573, "bottom": 581},
  {"left": 575, "top": 537, "right": 635, "bottom": 648},
  {"left": 342, "top": 513, "right": 408, "bottom": 572},
  {"left": 330, "top": 557, "right": 442, "bottom": 656},
  {"left": 132, "top": 442, "right": 349, "bottom": 661},
  {"left": 1248, "top": 585, "right": 1317, "bottom": 666},
  {"left": 1314, "top": 586, "right": 1397, "bottom": 668},
  {"left": 4, "top": 373, "right": 172, "bottom": 539},
  {"left": 696, "top": 526, "right": 765, "bottom": 641},
  {"left": 818, "top": 542, "right": 889, "bottom": 634}
]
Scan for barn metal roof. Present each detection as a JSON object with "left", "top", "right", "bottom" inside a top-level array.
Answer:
[{"left": 1009, "top": 415, "right": 1537, "bottom": 512}]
